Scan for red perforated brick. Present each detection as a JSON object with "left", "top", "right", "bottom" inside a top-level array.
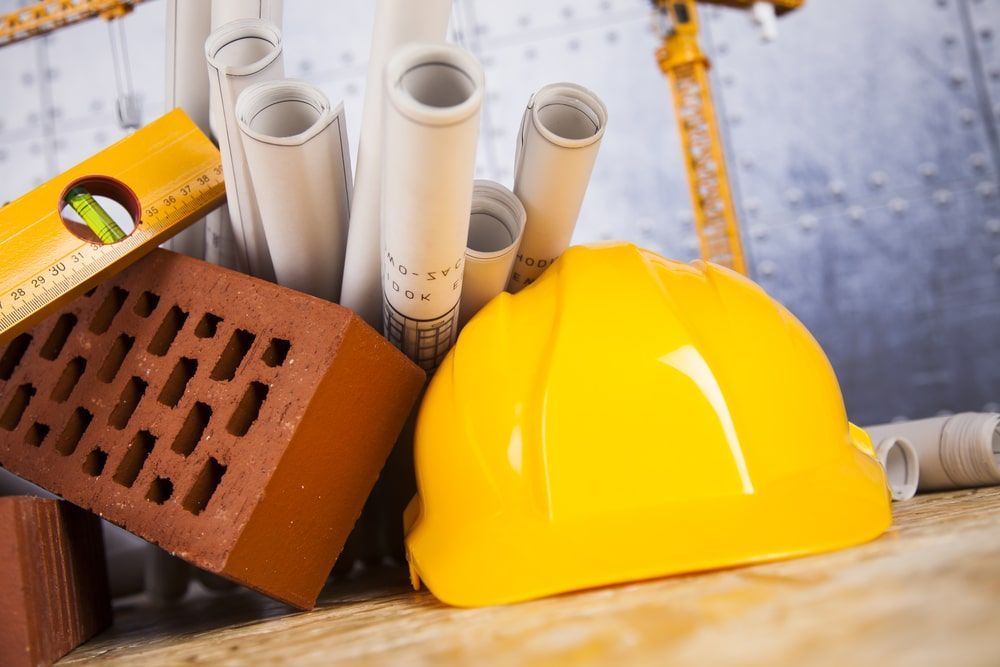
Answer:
[
  {"left": 0, "top": 250, "right": 425, "bottom": 609},
  {"left": 0, "top": 496, "right": 111, "bottom": 667}
]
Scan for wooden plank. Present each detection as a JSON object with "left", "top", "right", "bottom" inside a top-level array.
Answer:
[{"left": 63, "top": 487, "right": 1000, "bottom": 665}]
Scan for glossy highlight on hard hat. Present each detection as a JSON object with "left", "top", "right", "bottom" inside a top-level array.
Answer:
[{"left": 405, "top": 243, "right": 892, "bottom": 607}]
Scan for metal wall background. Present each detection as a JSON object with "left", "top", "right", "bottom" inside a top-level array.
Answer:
[{"left": 0, "top": 0, "right": 997, "bottom": 424}]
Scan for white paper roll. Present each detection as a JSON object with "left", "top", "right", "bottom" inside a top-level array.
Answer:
[
  {"left": 340, "top": 0, "right": 452, "bottom": 331},
  {"left": 211, "top": 0, "right": 282, "bottom": 30},
  {"left": 459, "top": 180, "right": 526, "bottom": 329},
  {"left": 873, "top": 436, "right": 919, "bottom": 501},
  {"left": 381, "top": 43, "right": 484, "bottom": 372},
  {"left": 205, "top": 18, "right": 283, "bottom": 281},
  {"left": 203, "top": 207, "right": 243, "bottom": 271},
  {"left": 237, "top": 80, "right": 352, "bottom": 301},
  {"left": 866, "top": 413, "right": 1000, "bottom": 492},
  {"left": 164, "top": 0, "right": 213, "bottom": 259},
  {"left": 508, "top": 82, "right": 608, "bottom": 293}
]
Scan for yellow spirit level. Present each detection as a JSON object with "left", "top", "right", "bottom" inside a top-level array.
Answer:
[{"left": 0, "top": 109, "right": 225, "bottom": 345}]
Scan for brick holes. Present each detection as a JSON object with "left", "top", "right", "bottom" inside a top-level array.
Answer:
[
  {"left": 40, "top": 313, "right": 78, "bottom": 360},
  {"left": 195, "top": 313, "right": 223, "bottom": 338},
  {"left": 211, "top": 329, "right": 255, "bottom": 380},
  {"left": 227, "top": 381, "right": 268, "bottom": 436},
  {"left": 262, "top": 338, "right": 290, "bottom": 367},
  {"left": 158, "top": 357, "right": 197, "bottom": 407},
  {"left": 1, "top": 383, "right": 35, "bottom": 431},
  {"left": 113, "top": 430, "right": 156, "bottom": 488},
  {"left": 171, "top": 402, "right": 211, "bottom": 457},
  {"left": 82, "top": 448, "right": 108, "bottom": 477},
  {"left": 146, "top": 477, "right": 173, "bottom": 505},
  {"left": 55, "top": 407, "right": 93, "bottom": 456},
  {"left": 90, "top": 286, "right": 129, "bottom": 335},
  {"left": 183, "top": 457, "right": 225, "bottom": 515},
  {"left": 0, "top": 333, "right": 32, "bottom": 380},
  {"left": 133, "top": 291, "right": 161, "bottom": 318},
  {"left": 25, "top": 422, "right": 50, "bottom": 447},
  {"left": 109, "top": 377, "right": 147, "bottom": 430},
  {"left": 148, "top": 305, "right": 189, "bottom": 356},
  {"left": 51, "top": 356, "right": 86, "bottom": 403},
  {"left": 97, "top": 333, "right": 135, "bottom": 383}
]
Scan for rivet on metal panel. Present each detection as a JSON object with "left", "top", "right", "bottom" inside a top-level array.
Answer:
[
  {"left": 740, "top": 156, "right": 753, "bottom": 170},
  {"left": 959, "top": 108, "right": 977, "bottom": 125},
  {"left": 684, "top": 236, "right": 699, "bottom": 251},
  {"left": 919, "top": 162, "right": 939, "bottom": 179},
  {"left": 889, "top": 198, "right": 908, "bottom": 214},
  {"left": 977, "top": 182, "right": 998, "bottom": 198},
  {"left": 758, "top": 260, "right": 777, "bottom": 277},
  {"left": 785, "top": 188, "right": 803, "bottom": 205},
  {"left": 869, "top": 171, "right": 888, "bottom": 188},
  {"left": 943, "top": 32, "right": 958, "bottom": 46},
  {"left": 798, "top": 214, "right": 818, "bottom": 231},
  {"left": 969, "top": 153, "right": 987, "bottom": 170},
  {"left": 980, "top": 27, "right": 993, "bottom": 41},
  {"left": 986, "top": 219, "right": 1000, "bottom": 234},
  {"left": 750, "top": 225, "right": 767, "bottom": 240},
  {"left": 933, "top": 189, "right": 954, "bottom": 206},
  {"left": 638, "top": 218, "right": 655, "bottom": 236},
  {"left": 829, "top": 180, "right": 846, "bottom": 197},
  {"left": 745, "top": 198, "right": 761, "bottom": 215},
  {"left": 950, "top": 69, "right": 967, "bottom": 86}
]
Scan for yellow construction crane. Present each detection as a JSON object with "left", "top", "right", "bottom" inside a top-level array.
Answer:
[
  {"left": 653, "top": 0, "right": 803, "bottom": 274},
  {"left": 0, "top": 0, "right": 144, "bottom": 47},
  {"left": 0, "top": 0, "right": 146, "bottom": 129}
]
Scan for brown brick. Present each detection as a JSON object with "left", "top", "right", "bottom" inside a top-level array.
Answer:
[
  {"left": 0, "top": 250, "right": 425, "bottom": 609},
  {"left": 0, "top": 496, "right": 111, "bottom": 667}
]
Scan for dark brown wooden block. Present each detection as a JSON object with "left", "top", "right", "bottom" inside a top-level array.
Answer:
[
  {"left": 0, "top": 496, "right": 111, "bottom": 667},
  {"left": 0, "top": 250, "right": 425, "bottom": 609}
]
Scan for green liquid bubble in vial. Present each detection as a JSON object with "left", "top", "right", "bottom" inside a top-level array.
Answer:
[{"left": 64, "top": 186, "right": 127, "bottom": 244}]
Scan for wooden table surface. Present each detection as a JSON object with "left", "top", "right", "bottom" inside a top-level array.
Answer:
[{"left": 63, "top": 487, "right": 1000, "bottom": 666}]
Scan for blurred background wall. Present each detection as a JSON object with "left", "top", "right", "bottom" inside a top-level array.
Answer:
[{"left": 0, "top": 0, "right": 997, "bottom": 424}]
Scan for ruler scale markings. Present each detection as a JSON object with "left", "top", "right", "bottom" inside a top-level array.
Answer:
[{"left": 0, "top": 111, "right": 225, "bottom": 344}]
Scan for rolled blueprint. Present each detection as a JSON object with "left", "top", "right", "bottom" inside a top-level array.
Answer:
[
  {"left": 866, "top": 413, "right": 1000, "bottom": 492},
  {"left": 508, "top": 82, "right": 608, "bottom": 293},
  {"left": 340, "top": 0, "right": 452, "bottom": 330},
  {"left": 204, "top": 208, "right": 242, "bottom": 271},
  {"left": 381, "top": 43, "right": 484, "bottom": 372},
  {"left": 237, "top": 80, "right": 352, "bottom": 301},
  {"left": 211, "top": 0, "right": 282, "bottom": 30},
  {"left": 203, "top": 1, "right": 283, "bottom": 272},
  {"left": 873, "top": 436, "right": 919, "bottom": 501},
  {"left": 459, "top": 180, "right": 526, "bottom": 328},
  {"left": 164, "top": 0, "right": 212, "bottom": 259},
  {"left": 205, "top": 18, "right": 282, "bottom": 281}
]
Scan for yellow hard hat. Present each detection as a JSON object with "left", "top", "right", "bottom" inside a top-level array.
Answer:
[{"left": 405, "top": 242, "right": 891, "bottom": 607}]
